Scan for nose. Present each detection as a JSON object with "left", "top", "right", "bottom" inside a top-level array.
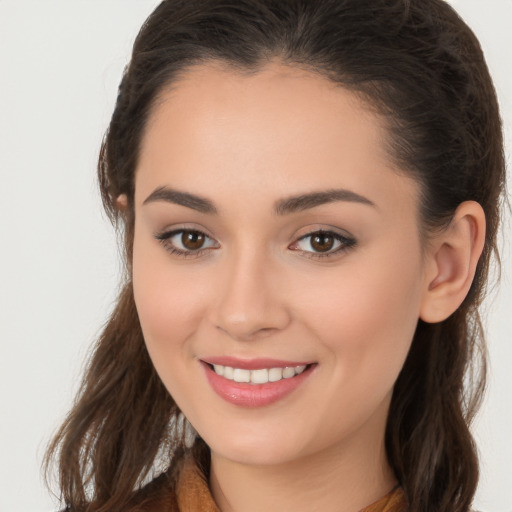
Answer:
[{"left": 211, "top": 248, "right": 291, "bottom": 342}]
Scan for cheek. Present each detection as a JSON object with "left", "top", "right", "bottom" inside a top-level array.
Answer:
[
  {"left": 299, "top": 242, "right": 424, "bottom": 388},
  {"left": 132, "top": 231, "right": 207, "bottom": 366}
]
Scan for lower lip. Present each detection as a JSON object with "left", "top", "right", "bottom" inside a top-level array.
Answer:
[{"left": 201, "top": 362, "right": 315, "bottom": 408}]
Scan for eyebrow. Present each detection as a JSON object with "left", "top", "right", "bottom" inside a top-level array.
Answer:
[
  {"left": 142, "top": 186, "right": 375, "bottom": 215},
  {"left": 274, "top": 189, "right": 375, "bottom": 215},
  {"left": 143, "top": 186, "right": 218, "bottom": 214}
]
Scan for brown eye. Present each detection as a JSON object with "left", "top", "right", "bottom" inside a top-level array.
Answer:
[
  {"left": 290, "top": 230, "right": 356, "bottom": 258},
  {"left": 182, "top": 230, "right": 205, "bottom": 250},
  {"left": 310, "top": 233, "right": 335, "bottom": 252},
  {"left": 155, "top": 228, "right": 219, "bottom": 257}
]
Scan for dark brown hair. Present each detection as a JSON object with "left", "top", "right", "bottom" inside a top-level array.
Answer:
[{"left": 44, "top": 1, "right": 506, "bottom": 511}]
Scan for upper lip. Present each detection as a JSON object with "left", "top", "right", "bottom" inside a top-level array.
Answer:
[{"left": 201, "top": 356, "right": 314, "bottom": 370}]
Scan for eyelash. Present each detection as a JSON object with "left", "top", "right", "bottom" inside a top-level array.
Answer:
[
  {"left": 154, "top": 229, "right": 218, "bottom": 259},
  {"left": 154, "top": 229, "right": 357, "bottom": 260}
]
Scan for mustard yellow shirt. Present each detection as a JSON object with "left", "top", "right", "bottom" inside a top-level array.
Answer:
[{"left": 176, "top": 455, "right": 408, "bottom": 512}]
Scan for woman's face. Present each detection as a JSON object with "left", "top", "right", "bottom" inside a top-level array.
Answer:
[{"left": 132, "top": 62, "right": 428, "bottom": 466}]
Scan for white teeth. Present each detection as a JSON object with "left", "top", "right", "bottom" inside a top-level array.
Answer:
[
  {"left": 251, "top": 369, "right": 269, "bottom": 384},
  {"left": 268, "top": 367, "right": 283, "bottom": 382},
  {"left": 211, "top": 364, "right": 308, "bottom": 384},
  {"left": 295, "top": 365, "right": 306, "bottom": 374},
  {"left": 282, "top": 367, "right": 296, "bottom": 379},
  {"left": 233, "top": 368, "right": 251, "bottom": 383},
  {"left": 213, "top": 364, "right": 224, "bottom": 376},
  {"left": 223, "top": 366, "right": 234, "bottom": 379}
]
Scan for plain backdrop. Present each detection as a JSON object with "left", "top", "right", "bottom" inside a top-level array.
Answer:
[{"left": 0, "top": 1, "right": 510, "bottom": 511}]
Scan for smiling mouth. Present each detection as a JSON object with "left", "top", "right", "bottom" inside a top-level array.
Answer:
[
  {"left": 201, "top": 360, "right": 316, "bottom": 407},
  {"left": 205, "top": 363, "right": 312, "bottom": 384}
]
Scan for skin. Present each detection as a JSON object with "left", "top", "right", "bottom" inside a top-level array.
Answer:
[{"left": 129, "top": 61, "right": 485, "bottom": 512}]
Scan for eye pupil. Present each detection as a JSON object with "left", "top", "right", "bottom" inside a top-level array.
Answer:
[
  {"left": 311, "top": 233, "right": 334, "bottom": 252},
  {"left": 182, "top": 231, "right": 205, "bottom": 250}
]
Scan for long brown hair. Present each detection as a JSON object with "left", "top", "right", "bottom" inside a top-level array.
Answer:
[{"left": 44, "top": 1, "right": 506, "bottom": 511}]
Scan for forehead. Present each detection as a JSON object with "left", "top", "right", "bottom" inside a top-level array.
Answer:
[{"left": 135, "top": 61, "right": 418, "bottom": 217}]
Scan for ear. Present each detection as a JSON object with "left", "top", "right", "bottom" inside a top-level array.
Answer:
[
  {"left": 116, "top": 194, "right": 128, "bottom": 211},
  {"left": 420, "top": 201, "right": 486, "bottom": 323}
]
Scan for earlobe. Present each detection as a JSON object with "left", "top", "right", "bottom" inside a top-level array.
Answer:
[
  {"left": 419, "top": 201, "right": 486, "bottom": 323},
  {"left": 116, "top": 194, "right": 128, "bottom": 211}
]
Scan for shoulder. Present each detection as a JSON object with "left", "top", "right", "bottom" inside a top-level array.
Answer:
[
  {"left": 56, "top": 470, "right": 180, "bottom": 512},
  {"left": 126, "top": 469, "right": 180, "bottom": 512}
]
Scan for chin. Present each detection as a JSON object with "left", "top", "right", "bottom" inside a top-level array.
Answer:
[{"left": 204, "top": 429, "right": 313, "bottom": 467}]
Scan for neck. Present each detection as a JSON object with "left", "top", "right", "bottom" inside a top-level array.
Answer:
[{"left": 209, "top": 421, "right": 396, "bottom": 512}]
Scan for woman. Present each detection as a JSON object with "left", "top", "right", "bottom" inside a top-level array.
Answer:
[{"left": 44, "top": 0, "right": 506, "bottom": 511}]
